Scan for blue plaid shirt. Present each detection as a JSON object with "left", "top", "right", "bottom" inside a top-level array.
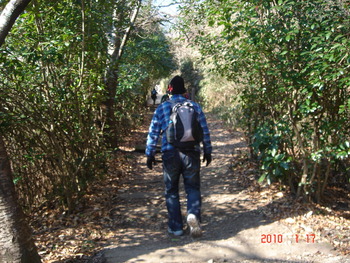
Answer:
[{"left": 146, "top": 94, "right": 212, "bottom": 157}]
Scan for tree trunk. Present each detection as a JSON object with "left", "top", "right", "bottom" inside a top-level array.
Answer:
[
  {"left": 0, "top": 1, "right": 41, "bottom": 261},
  {"left": 0, "top": 0, "right": 32, "bottom": 46},
  {"left": 0, "top": 136, "right": 41, "bottom": 263},
  {"left": 103, "top": 0, "right": 141, "bottom": 149},
  {"left": 289, "top": 107, "right": 309, "bottom": 198}
]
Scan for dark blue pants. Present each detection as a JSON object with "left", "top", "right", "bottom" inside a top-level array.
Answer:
[{"left": 162, "top": 149, "right": 201, "bottom": 231}]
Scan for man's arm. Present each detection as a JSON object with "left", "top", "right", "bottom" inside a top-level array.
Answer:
[
  {"left": 197, "top": 107, "right": 212, "bottom": 155},
  {"left": 145, "top": 110, "right": 161, "bottom": 157},
  {"left": 198, "top": 109, "right": 212, "bottom": 166}
]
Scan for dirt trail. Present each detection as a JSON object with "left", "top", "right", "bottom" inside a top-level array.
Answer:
[{"left": 92, "top": 106, "right": 349, "bottom": 263}]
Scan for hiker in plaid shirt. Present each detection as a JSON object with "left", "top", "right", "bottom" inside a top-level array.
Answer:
[{"left": 146, "top": 75, "right": 212, "bottom": 238}]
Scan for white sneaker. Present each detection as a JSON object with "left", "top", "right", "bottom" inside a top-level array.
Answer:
[{"left": 187, "top": 214, "right": 202, "bottom": 238}]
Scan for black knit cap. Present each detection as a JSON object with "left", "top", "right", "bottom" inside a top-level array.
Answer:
[{"left": 169, "top": 75, "right": 187, "bottom": 94}]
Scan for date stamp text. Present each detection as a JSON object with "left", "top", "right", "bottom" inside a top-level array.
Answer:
[{"left": 261, "top": 234, "right": 316, "bottom": 243}]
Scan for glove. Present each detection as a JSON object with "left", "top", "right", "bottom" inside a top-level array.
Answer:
[
  {"left": 203, "top": 153, "right": 212, "bottom": 167},
  {"left": 146, "top": 155, "right": 156, "bottom": 170}
]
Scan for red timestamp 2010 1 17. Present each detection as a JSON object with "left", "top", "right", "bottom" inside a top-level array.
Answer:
[{"left": 261, "top": 234, "right": 316, "bottom": 243}]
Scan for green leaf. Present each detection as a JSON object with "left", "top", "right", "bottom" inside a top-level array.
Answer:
[
  {"left": 286, "top": 34, "right": 291, "bottom": 42},
  {"left": 271, "top": 148, "right": 277, "bottom": 157},
  {"left": 258, "top": 173, "right": 267, "bottom": 183}
]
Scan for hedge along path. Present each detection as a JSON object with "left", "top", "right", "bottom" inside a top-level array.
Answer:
[{"left": 96, "top": 107, "right": 348, "bottom": 263}]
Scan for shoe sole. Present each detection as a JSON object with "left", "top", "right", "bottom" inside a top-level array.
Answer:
[
  {"left": 167, "top": 228, "right": 183, "bottom": 236},
  {"left": 168, "top": 230, "right": 183, "bottom": 236},
  {"left": 187, "top": 216, "right": 202, "bottom": 238}
]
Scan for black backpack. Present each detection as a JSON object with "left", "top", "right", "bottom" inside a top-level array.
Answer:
[{"left": 166, "top": 101, "right": 203, "bottom": 149}]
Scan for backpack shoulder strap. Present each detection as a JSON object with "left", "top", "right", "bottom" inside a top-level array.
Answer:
[{"left": 169, "top": 100, "right": 182, "bottom": 112}]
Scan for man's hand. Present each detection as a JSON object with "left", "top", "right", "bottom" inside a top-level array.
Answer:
[
  {"left": 146, "top": 155, "right": 156, "bottom": 170},
  {"left": 203, "top": 153, "right": 212, "bottom": 167}
]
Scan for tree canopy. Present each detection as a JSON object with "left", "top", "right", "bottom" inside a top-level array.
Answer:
[
  {"left": 0, "top": 0, "right": 175, "bottom": 211},
  {"left": 178, "top": 0, "right": 350, "bottom": 201}
]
